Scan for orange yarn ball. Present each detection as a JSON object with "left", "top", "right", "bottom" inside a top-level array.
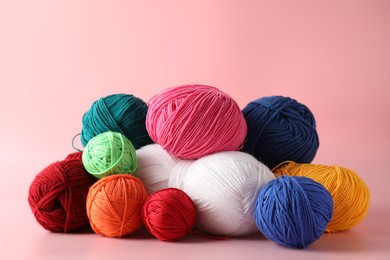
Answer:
[{"left": 86, "top": 174, "right": 148, "bottom": 237}]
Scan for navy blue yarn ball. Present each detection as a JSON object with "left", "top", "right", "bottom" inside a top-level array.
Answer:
[
  {"left": 254, "top": 176, "right": 333, "bottom": 249},
  {"left": 81, "top": 94, "right": 153, "bottom": 149},
  {"left": 242, "top": 96, "right": 319, "bottom": 169}
]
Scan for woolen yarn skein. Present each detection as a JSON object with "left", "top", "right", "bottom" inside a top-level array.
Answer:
[
  {"left": 146, "top": 84, "right": 247, "bottom": 159},
  {"left": 134, "top": 144, "right": 182, "bottom": 194},
  {"left": 273, "top": 161, "right": 370, "bottom": 232},
  {"left": 82, "top": 131, "right": 137, "bottom": 179},
  {"left": 28, "top": 153, "right": 96, "bottom": 232},
  {"left": 169, "top": 151, "right": 275, "bottom": 236},
  {"left": 242, "top": 96, "right": 319, "bottom": 169},
  {"left": 254, "top": 176, "right": 333, "bottom": 248},
  {"left": 142, "top": 188, "right": 197, "bottom": 241},
  {"left": 81, "top": 93, "right": 153, "bottom": 149},
  {"left": 86, "top": 174, "right": 148, "bottom": 237}
]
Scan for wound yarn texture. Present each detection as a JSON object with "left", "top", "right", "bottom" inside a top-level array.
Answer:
[
  {"left": 28, "top": 87, "right": 369, "bottom": 249},
  {"left": 82, "top": 131, "right": 137, "bottom": 179},
  {"left": 134, "top": 144, "right": 182, "bottom": 194},
  {"left": 86, "top": 174, "right": 148, "bottom": 237},
  {"left": 273, "top": 161, "right": 370, "bottom": 232},
  {"left": 65, "top": 151, "right": 83, "bottom": 161},
  {"left": 142, "top": 188, "right": 197, "bottom": 241},
  {"left": 242, "top": 96, "right": 319, "bottom": 169},
  {"left": 146, "top": 84, "right": 247, "bottom": 159},
  {"left": 28, "top": 152, "right": 96, "bottom": 232},
  {"left": 81, "top": 93, "right": 153, "bottom": 149},
  {"left": 254, "top": 176, "right": 333, "bottom": 248},
  {"left": 169, "top": 151, "right": 275, "bottom": 236}
]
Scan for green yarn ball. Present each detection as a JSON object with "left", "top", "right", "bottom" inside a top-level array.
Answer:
[{"left": 82, "top": 131, "right": 137, "bottom": 179}]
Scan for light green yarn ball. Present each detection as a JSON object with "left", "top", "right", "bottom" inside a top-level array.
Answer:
[{"left": 82, "top": 131, "right": 137, "bottom": 179}]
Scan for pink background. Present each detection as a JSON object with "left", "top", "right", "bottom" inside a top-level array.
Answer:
[{"left": 1, "top": 0, "right": 389, "bottom": 259}]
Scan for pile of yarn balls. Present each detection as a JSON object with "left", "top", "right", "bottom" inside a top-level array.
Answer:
[{"left": 28, "top": 84, "right": 370, "bottom": 249}]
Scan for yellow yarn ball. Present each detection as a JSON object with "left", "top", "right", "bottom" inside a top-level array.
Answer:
[{"left": 273, "top": 161, "right": 370, "bottom": 233}]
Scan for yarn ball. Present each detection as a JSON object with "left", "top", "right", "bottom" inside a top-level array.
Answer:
[
  {"left": 142, "top": 188, "right": 197, "bottom": 241},
  {"left": 134, "top": 144, "right": 182, "bottom": 194},
  {"left": 65, "top": 151, "right": 82, "bottom": 161},
  {"left": 273, "top": 161, "right": 370, "bottom": 232},
  {"left": 242, "top": 96, "right": 319, "bottom": 169},
  {"left": 28, "top": 153, "right": 96, "bottom": 232},
  {"left": 146, "top": 84, "right": 247, "bottom": 159},
  {"left": 169, "top": 151, "right": 275, "bottom": 236},
  {"left": 80, "top": 93, "right": 153, "bottom": 149},
  {"left": 254, "top": 176, "right": 333, "bottom": 248},
  {"left": 86, "top": 174, "right": 148, "bottom": 237},
  {"left": 82, "top": 131, "right": 137, "bottom": 179}
]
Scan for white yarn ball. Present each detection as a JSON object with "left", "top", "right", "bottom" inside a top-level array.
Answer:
[
  {"left": 169, "top": 151, "right": 275, "bottom": 236},
  {"left": 134, "top": 144, "right": 182, "bottom": 194}
]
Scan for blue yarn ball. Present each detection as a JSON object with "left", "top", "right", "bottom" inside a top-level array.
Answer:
[
  {"left": 81, "top": 94, "right": 153, "bottom": 149},
  {"left": 242, "top": 96, "right": 319, "bottom": 169},
  {"left": 254, "top": 176, "right": 333, "bottom": 248}
]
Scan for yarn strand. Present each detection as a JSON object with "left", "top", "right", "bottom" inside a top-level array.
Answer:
[{"left": 71, "top": 133, "right": 83, "bottom": 152}]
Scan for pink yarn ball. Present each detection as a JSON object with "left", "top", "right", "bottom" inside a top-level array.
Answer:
[{"left": 146, "top": 85, "right": 247, "bottom": 159}]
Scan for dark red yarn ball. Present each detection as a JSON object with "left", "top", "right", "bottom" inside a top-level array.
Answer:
[
  {"left": 64, "top": 151, "right": 83, "bottom": 161},
  {"left": 28, "top": 152, "right": 96, "bottom": 232},
  {"left": 142, "top": 188, "right": 197, "bottom": 241}
]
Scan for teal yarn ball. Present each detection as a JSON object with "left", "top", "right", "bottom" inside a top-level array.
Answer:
[
  {"left": 81, "top": 93, "right": 153, "bottom": 149},
  {"left": 82, "top": 131, "right": 137, "bottom": 179}
]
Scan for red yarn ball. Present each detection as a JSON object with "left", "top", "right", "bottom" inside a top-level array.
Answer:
[
  {"left": 65, "top": 151, "right": 83, "bottom": 161},
  {"left": 28, "top": 153, "right": 96, "bottom": 232},
  {"left": 142, "top": 188, "right": 197, "bottom": 241}
]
